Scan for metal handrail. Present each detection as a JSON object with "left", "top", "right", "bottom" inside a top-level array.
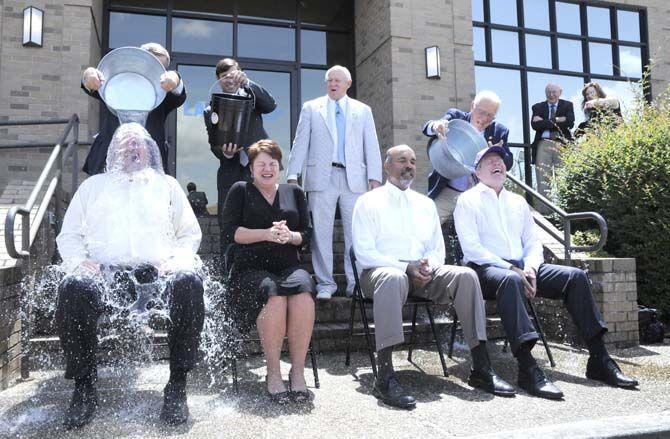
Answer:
[
  {"left": 506, "top": 172, "right": 608, "bottom": 263},
  {"left": 4, "top": 115, "right": 80, "bottom": 259}
]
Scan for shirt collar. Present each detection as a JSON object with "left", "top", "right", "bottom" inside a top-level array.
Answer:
[
  {"left": 384, "top": 181, "right": 411, "bottom": 200},
  {"left": 474, "top": 181, "right": 506, "bottom": 197},
  {"left": 328, "top": 95, "right": 348, "bottom": 108}
]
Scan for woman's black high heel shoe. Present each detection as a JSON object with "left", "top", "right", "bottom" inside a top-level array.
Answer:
[
  {"left": 265, "top": 376, "right": 291, "bottom": 405},
  {"left": 288, "top": 368, "right": 311, "bottom": 403}
]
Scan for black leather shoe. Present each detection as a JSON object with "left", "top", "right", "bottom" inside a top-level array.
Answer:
[
  {"left": 518, "top": 365, "right": 564, "bottom": 400},
  {"left": 63, "top": 383, "right": 98, "bottom": 430},
  {"left": 469, "top": 367, "right": 516, "bottom": 397},
  {"left": 586, "top": 356, "right": 639, "bottom": 388},
  {"left": 374, "top": 375, "right": 416, "bottom": 409},
  {"left": 160, "top": 380, "right": 189, "bottom": 425}
]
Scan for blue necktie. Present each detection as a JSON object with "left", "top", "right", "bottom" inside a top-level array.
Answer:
[{"left": 335, "top": 101, "right": 346, "bottom": 164}]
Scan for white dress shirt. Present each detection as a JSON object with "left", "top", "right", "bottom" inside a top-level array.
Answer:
[
  {"left": 57, "top": 171, "right": 202, "bottom": 274},
  {"left": 453, "top": 182, "right": 544, "bottom": 271},
  {"left": 352, "top": 182, "right": 445, "bottom": 272}
]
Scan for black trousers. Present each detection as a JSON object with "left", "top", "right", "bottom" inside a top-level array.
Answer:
[
  {"left": 471, "top": 262, "right": 607, "bottom": 354},
  {"left": 55, "top": 271, "right": 205, "bottom": 381}
]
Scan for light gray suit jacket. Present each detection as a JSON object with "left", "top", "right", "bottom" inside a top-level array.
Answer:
[{"left": 287, "top": 95, "right": 382, "bottom": 194}]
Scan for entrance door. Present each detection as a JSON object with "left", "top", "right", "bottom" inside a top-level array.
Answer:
[{"left": 173, "top": 62, "right": 293, "bottom": 213}]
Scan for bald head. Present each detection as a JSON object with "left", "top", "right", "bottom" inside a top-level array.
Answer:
[
  {"left": 384, "top": 144, "right": 416, "bottom": 190},
  {"left": 385, "top": 144, "right": 414, "bottom": 164},
  {"left": 545, "top": 83, "right": 562, "bottom": 104}
]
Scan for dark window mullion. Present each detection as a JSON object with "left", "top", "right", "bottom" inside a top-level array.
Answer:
[
  {"left": 580, "top": 1, "right": 590, "bottom": 80},
  {"left": 517, "top": 0, "right": 525, "bottom": 67},
  {"left": 610, "top": 7, "right": 620, "bottom": 77},
  {"left": 548, "top": 0, "right": 558, "bottom": 69},
  {"left": 483, "top": 0, "right": 492, "bottom": 62}
]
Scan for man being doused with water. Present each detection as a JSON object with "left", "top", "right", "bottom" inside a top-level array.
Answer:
[{"left": 55, "top": 123, "right": 205, "bottom": 429}]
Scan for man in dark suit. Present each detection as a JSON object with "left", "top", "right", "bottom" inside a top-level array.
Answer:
[
  {"left": 186, "top": 182, "right": 209, "bottom": 216},
  {"left": 530, "top": 83, "right": 574, "bottom": 204},
  {"left": 81, "top": 43, "right": 187, "bottom": 175},
  {"left": 422, "top": 90, "right": 513, "bottom": 224},
  {"left": 203, "top": 58, "right": 276, "bottom": 213}
]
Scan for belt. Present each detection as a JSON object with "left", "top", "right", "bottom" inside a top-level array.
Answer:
[{"left": 331, "top": 162, "right": 346, "bottom": 169}]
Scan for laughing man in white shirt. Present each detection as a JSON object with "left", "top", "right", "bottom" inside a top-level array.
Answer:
[
  {"left": 454, "top": 145, "right": 638, "bottom": 401},
  {"left": 352, "top": 144, "right": 514, "bottom": 409}
]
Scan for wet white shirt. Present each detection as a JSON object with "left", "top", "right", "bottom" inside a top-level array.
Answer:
[
  {"left": 57, "top": 170, "right": 202, "bottom": 273},
  {"left": 352, "top": 182, "right": 445, "bottom": 272},
  {"left": 454, "top": 182, "right": 543, "bottom": 271}
]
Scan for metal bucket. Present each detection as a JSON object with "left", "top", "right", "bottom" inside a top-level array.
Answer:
[
  {"left": 428, "top": 119, "right": 487, "bottom": 179},
  {"left": 97, "top": 47, "right": 167, "bottom": 122}
]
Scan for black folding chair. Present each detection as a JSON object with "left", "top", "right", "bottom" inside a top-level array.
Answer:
[
  {"left": 344, "top": 247, "right": 449, "bottom": 378},
  {"left": 222, "top": 243, "right": 321, "bottom": 392},
  {"left": 442, "top": 221, "right": 556, "bottom": 368}
]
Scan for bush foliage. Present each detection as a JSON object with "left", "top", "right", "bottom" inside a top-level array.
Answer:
[{"left": 555, "top": 89, "right": 670, "bottom": 314}]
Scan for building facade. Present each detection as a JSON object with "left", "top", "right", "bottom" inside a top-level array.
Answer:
[{"left": 0, "top": 0, "right": 668, "bottom": 201}]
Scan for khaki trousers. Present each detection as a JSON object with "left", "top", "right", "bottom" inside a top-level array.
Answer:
[{"left": 360, "top": 265, "right": 487, "bottom": 351}]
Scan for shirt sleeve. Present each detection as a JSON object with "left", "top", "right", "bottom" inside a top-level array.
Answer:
[
  {"left": 167, "top": 178, "right": 202, "bottom": 268},
  {"left": 454, "top": 194, "right": 513, "bottom": 269},
  {"left": 56, "top": 180, "right": 91, "bottom": 272},
  {"left": 424, "top": 203, "right": 446, "bottom": 268},
  {"left": 351, "top": 197, "right": 408, "bottom": 272},
  {"left": 221, "top": 182, "right": 246, "bottom": 245},
  {"left": 521, "top": 201, "right": 544, "bottom": 272}
]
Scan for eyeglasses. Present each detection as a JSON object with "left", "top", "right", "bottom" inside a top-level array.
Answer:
[{"left": 473, "top": 106, "right": 496, "bottom": 121}]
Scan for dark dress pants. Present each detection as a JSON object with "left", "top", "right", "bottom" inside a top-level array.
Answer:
[
  {"left": 471, "top": 262, "right": 607, "bottom": 354},
  {"left": 55, "top": 271, "right": 205, "bottom": 380}
]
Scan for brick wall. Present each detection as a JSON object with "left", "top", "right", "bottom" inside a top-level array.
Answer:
[
  {"left": 0, "top": 266, "right": 22, "bottom": 390},
  {"left": 535, "top": 258, "right": 639, "bottom": 348}
]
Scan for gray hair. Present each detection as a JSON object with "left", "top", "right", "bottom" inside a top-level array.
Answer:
[
  {"left": 141, "top": 42, "right": 170, "bottom": 64},
  {"left": 473, "top": 90, "right": 501, "bottom": 107},
  {"left": 325, "top": 65, "right": 352, "bottom": 82}
]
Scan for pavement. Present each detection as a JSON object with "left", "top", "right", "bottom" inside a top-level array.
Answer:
[{"left": 1, "top": 340, "right": 670, "bottom": 439}]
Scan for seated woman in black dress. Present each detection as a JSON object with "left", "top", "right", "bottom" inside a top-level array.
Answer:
[{"left": 221, "top": 139, "right": 315, "bottom": 403}]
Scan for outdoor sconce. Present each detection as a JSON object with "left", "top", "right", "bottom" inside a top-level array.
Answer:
[
  {"left": 23, "top": 6, "right": 43, "bottom": 47},
  {"left": 425, "top": 46, "right": 440, "bottom": 79}
]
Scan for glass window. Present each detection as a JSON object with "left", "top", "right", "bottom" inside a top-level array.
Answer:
[
  {"left": 490, "top": 0, "right": 517, "bottom": 26},
  {"left": 301, "top": 68, "right": 326, "bottom": 105},
  {"left": 238, "top": 0, "right": 296, "bottom": 22},
  {"left": 473, "top": 26, "right": 486, "bottom": 61},
  {"left": 587, "top": 6, "right": 611, "bottom": 39},
  {"left": 301, "top": 30, "right": 326, "bottom": 65},
  {"left": 618, "top": 46, "right": 642, "bottom": 78},
  {"left": 527, "top": 72, "right": 586, "bottom": 131},
  {"left": 172, "top": 18, "right": 232, "bottom": 56},
  {"left": 109, "top": 12, "right": 165, "bottom": 49},
  {"left": 525, "top": 34, "right": 552, "bottom": 69},
  {"left": 238, "top": 24, "right": 295, "bottom": 61},
  {"left": 589, "top": 42, "right": 612, "bottom": 75},
  {"left": 472, "top": 0, "right": 484, "bottom": 22},
  {"left": 523, "top": 0, "right": 549, "bottom": 30},
  {"left": 557, "top": 38, "right": 583, "bottom": 72},
  {"left": 597, "top": 79, "right": 642, "bottom": 118},
  {"left": 172, "top": 1, "right": 233, "bottom": 16},
  {"left": 617, "top": 10, "right": 641, "bottom": 42},
  {"left": 474, "top": 66, "right": 523, "bottom": 145},
  {"left": 491, "top": 30, "right": 519, "bottom": 64},
  {"left": 555, "top": 2, "right": 581, "bottom": 35},
  {"left": 301, "top": 0, "right": 353, "bottom": 28},
  {"left": 110, "top": 0, "right": 166, "bottom": 9}
]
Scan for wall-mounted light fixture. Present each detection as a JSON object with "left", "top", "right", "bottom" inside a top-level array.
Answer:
[
  {"left": 425, "top": 46, "right": 441, "bottom": 79},
  {"left": 23, "top": 6, "right": 44, "bottom": 47}
]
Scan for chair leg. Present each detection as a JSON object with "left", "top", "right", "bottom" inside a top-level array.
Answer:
[
  {"left": 232, "top": 356, "right": 239, "bottom": 394},
  {"left": 407, "top": 304, "right": 419, "bottom": 363},
  {"left": 358, "top": 298, "right": 378, "bottom": 378},
  {"left": 448, "top": 312, "right": 459, "bottom": 359},
  {"left": 526, "top": 299, "right": 556, "bottom": 368},
  {"left": 425, "top": 305, "right": 449, "bottom": 377},
  {"left": 345, "top": 297, "right": 357, "bottom": 366},
  {"left": 308, "top": 340, "right": 320, "bottom": 389}
]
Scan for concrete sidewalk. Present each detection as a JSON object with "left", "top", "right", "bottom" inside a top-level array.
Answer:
[{"left": 1, "top": 340, "right": 670, "bottom": 439}]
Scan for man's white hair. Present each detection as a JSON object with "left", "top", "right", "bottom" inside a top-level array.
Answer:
[
  {"left": 141, "top": 42, "right": 170, "bottom": 64},
  {"left": 324, "top": 65, "right": 352, "bottom": 82},
  {"left": 473, "top": 90, "right": 501, "bottom": 107}
]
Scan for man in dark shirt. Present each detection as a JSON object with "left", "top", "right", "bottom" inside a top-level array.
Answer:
[{"left": 186, "top": 182, "right": 209, "bottom": 216}]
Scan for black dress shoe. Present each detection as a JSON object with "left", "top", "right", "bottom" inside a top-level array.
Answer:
[
  {"left": 160, "top": 380, "right": 189, "bottom": 425},
  {"left": 586, "top": 356, "right": 639, "bottom": 388},
  {"left": 373, "top": 374, "right": 416, "bottom": 409},
  {"left": 518, "top": 365, "right": 564, "bottom": 400},
  {"left": 468, "top": 367, "right": 516, "bottom": 397},
  {"left": 63, "top": 383, "right": 98, "bottom": 430}
]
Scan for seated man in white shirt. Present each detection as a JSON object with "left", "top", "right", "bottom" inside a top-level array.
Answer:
[
  {"left": 55, "top": 123, "right": 205, "bottom": 429},
  {"left": 352, "top": 144, "right": 514, "bottom": 409},
  {"left": 454, "top": 146, "right": 639, "bottom": 400}
]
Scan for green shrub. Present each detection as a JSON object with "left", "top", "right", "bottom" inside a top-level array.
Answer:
[{"left": 555, "top": 88, "right": 670, "bottom": 314}]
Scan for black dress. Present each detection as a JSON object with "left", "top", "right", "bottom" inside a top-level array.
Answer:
[{"left": 221, "top": 182, "right": 314, "bottom": 332}]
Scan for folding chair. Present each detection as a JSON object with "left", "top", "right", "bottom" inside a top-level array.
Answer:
[
  {"left": 441, "top": 221, "right": 556, "bottom": 367},
  {"left": 222, "top": 243, "right": 321, "bottom": 392},
  {"left": 344, "top": 247, "right": 449, "bottom": 378}
]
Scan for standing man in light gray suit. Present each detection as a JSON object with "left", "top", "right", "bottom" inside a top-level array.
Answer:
[{"left": 287, "top": 65, "right": 383, "bottom": 299}]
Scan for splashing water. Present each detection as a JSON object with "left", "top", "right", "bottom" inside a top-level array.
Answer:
[{"left": 116, "top": 109, "right": 149, "bottom": 126}]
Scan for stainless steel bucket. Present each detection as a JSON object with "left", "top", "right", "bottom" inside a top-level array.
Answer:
[
  {"left": 428, "top": 119, "right": 487, "bottom": 179},
  {"left": 97, "top": 46, "right": 167, "bottom": 119}
]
